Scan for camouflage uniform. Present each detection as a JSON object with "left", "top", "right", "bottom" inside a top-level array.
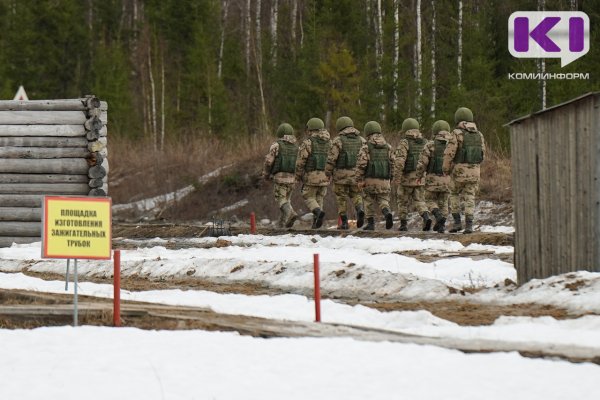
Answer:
[
  {"left": 355, "top": 128, "right": 395, "bottom": 230},
  {"left": 326, "top": 126, "right": 366, "bottom": 227},
  {"left": 262, "top": 134, "right": 298, "bottom": 227},
  {"left": 295, "top": 128, "right": 331, "bottom": 227},
  {"left": 443, "top": 121, "right": 486, "bottom": 233},
  {"left": 416, "top": 128, "right": 453, "bottom": 232},
  {"left": 393, "top": 128, "right": 430, "bottom": 230}
]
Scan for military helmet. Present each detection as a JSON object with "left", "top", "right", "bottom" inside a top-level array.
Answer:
[
  {"left": 363, "top": 121, "right": 382, "bottom": 136},
  {"left": 306, "top": 117, "right": 325, "bottom": 131},
  {"left": 401, "top": 118, "right": 419, "bottom": 132},
  {"left": 432, "top": 120, "right": 451, "bottom": 135},
  {"left": 336, "top": 116, "right": 354, "bottom": 132},
  {"left": 276, "top": 123, "right": 294, "bottom": 138},
  {"left": 454, "top": 107, "right": 474, "bottom": 123}
]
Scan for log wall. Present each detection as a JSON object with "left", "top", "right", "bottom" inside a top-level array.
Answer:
[
  {"left": 507, "top": 92, "right": 600, "bottom": 283},
  {"left": 0, "top": 96, "right": 108, "bottom": 247}
]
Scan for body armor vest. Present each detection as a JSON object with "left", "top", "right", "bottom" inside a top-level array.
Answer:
[
  {"left": 305, "top": 136, "right": 330, "bottom": 172},
  {"left": 366, "top": 143, "right": 390, "bottom": 179},
  {"left": 427, "top": 138, "right": 447, "bottom": 175},
  {"left": 271, "top": 140, "right": 298, "bottom": 174},
  {"left": 453, "top": 130, "right": 483, "bottom": 164},
  {"left": 403, "top": 137, "right": 426, "bottom": 173},
  {"left": 336, "top": 134, "right": 362, "bottom": 169}
]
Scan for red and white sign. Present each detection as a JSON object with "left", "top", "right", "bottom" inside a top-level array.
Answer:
[{"left": 13, "top": 85, "right": 28, "bottom": 101}]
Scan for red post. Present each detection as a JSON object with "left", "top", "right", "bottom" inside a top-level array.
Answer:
[
  {"left": 313, "top": 253, "right": 321, "bottom": 322},
  {"left": 250, "top": 212, "right": 256, "bottom": 234},
  {"left": 113, "top": 250, "right": 121, "bottom": 327}
]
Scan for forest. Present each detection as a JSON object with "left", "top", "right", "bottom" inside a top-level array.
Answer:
[{"left": 0, "top": 0, "right": 597, "bottom": 152}]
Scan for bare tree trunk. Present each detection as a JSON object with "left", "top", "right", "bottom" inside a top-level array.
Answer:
[
  {"left": 256, "top": 0, "right": 262, "bottom": 64},
  {"left": 571, "top": 0, "right": 577, "bottom": 10},
  {"left": 415, "top": 0, "right": 422, "bottom": 118},
  {"left": 291, "top": 0, "right": 297, "bottom": 54},
  {"left": 393, "top": 0, "right": 399, "bottom": 113},
  {"left": 218, "top": 0, "right": 229, "bottom": 79},
  {"left": 430, "top": 0, "right": 436, "bottom": 118},
  {"left": 254, "top": 0, "right": 268, "bottom": 133},
  {"left": 299, "top": 2, "right": 304, "bottom": 49},
  {"left": 160, "top": 49, "right": 165, "bottom": 151},
  {"left": 207, "top": 65, "right": 212, "bottom": 135},
  {"left": 148, "top": 42, "right": 157, "bottom": 151},
  {"left": 270, "top": 0, "right": 279, "bottom": 66},
  {"left": 375, "top": 0, "right": 385, "bottom": 122},
  {"left": 245, "top": 0, "right": 251, "bottom": 77},
  {"left": 458, "top": 0, "right": 463, "bottom": 88},
  {"left": 538, "top": 0, "right": 546, "bottom": 109}
]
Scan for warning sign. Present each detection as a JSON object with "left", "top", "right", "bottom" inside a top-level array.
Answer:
[{"left": 42, "top": 196, "right": 112, "bottom": 260}]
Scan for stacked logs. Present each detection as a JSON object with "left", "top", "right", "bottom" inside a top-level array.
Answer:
[{"left": 0, "top": 96, "right": 108, "bottom": 247}]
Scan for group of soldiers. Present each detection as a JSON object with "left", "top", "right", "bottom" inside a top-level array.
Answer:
[{"left": 262, "top": 107, "right": 485, "bottom": 234}]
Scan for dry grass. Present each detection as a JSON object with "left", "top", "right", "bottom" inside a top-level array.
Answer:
[
  {"left": 480, "top": 146, "right": 512, "bottom": 203},
  {"left": 109, "top": 134, "right": 273, "bottom": 204}
]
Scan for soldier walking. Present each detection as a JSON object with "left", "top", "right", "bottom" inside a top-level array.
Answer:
[
  {"left": 262, "top": 123, "right": 299, "bottom": 228},
  {"left": 355, "top": 121, "right": 395, "bottom": 231},
  {"left": 416, "top": 120, "right": 452, "bottom": 233},
  {"left": 443, "top": 107, "right": 486, "bottom": 234},
  {"left": 295, "top": 117, "right": 331, "bottom": 229},
  {"left": 326, "top": 116, "right": 366, "bottom": 229},
  {"left": 394, "top": 118, "right": 432, "bottom": 231}
]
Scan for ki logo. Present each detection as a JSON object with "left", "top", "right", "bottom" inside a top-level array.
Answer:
[{"left": 508, "top": 11, "right": 590, "bottom": 67}]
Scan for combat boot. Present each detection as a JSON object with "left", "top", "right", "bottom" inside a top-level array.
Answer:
[
  {"left": 363, "top": 217, "right": 375, "bottom": 231},
  {"left": 421, "top": 211, "right": 432, "bottom": 231},
  {"left": 463, "top": 215, "right": 474, "bottom": 234},
  {"left": 437, "top": 217, "right": 446, "bottom": 233},
  {"left": 382, "top": 208, "right": 393, "bottom": 229},
  {"left": 432, "top": 208, "right": 443, "bottom": 232},
  {"left": 338, "top": 214, "right": 349, "bottom": 230},
  {"left": 398, "top": 219, "right": 408, "bottom": 231},
  {"left": 282, "top": 203, "right": 297, "bottom": 228},
  {"left": 355, "top": 205, "right": 365, "bottom": 228},
  {"left": 312, "top": 207, "right": 325, "bottom": 229},
  {"left": 449, "top": 213, "right": 462, "bottom": 233}
]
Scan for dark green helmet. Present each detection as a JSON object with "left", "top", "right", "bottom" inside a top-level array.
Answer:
[
  {"left": 306, "top": 117, "right": 325, "bottom": 131},
  {"left": 336, "top": 116, "right": 354, "bottom": 132},
  {"left": 401, "top": 118, "right": 419, "bottom": 132},
  {"left": 276, "top": 123, "right": 294, "bottom": 138},
  {"left": 432, "top": 120, "right": 451, "bottom": 135},
  {"left": 454, "top": 107, "right": 474, "bottom": 123},
  {"left": 363, "top": 121, "right": 382, "bottom": 136}
]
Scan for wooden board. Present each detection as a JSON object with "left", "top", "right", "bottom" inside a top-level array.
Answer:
[
  {"left": 0, "top": 174, "right": 88, "bottom": 184},
  {"left": 0, "top": 146, "right": 90, "bottom": 159},
  {"left": 0, "top": 183, "right": 90, "bottom": 195},
  {"left": 0, "top": 136, "right": 88, "bottom": 147},
  {"left": 0, "top": 125, "right": 86, "bottom": 137},
  {"left": 0, "top": 100, "right": 86, "bottom": 111},
  {"left": 0, "top": 194, "right": 44, "bottom": 207},
  {"left": 0, "top": 207, "right": 41, "bottom": 221},
  {"left": 0, "top": 222, "right": 41, "bottom": 236},
  {"left": 0, "top": 159, "right": 89, "bottom": 174},
  {"left": 0, "top": 111, "right": 86, "bottom": 125},
  {"left": 0, "top": 236, "right": 39, "bottom": 246}
]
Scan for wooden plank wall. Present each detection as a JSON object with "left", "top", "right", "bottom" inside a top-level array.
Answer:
[
  {"left": 511, "top": 94, "right": 599, "bottom": 283},
  {"left": 0, "top": 97, "right": 108, "bottom": 247}
]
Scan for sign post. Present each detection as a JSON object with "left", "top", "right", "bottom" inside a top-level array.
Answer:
[{"left": 42, "top": 196, "right": 112, "bottom": 326}]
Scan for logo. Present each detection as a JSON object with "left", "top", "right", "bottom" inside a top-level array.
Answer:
[{"left": 508, "top": 11, "right": 589, "bottom": 67}]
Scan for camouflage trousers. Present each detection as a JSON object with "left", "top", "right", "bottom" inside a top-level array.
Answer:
[
  {"left": 449, "top": 180, "right": 479, "bottom": 216},
  {"left": 273, "top": 183, "right": 294, "bottom": 207},
  {"left": 425, "top": 189, "right": 450, "bottom": 217},
  {"left": 333, "top": 183, "right": 363, "bottom": 216},
  {"left": 301, "top": 184, "right": 327, "bottom": 211},
  {"left": 395, "top": 185, "right": 427, "bottom": 220},
  {"left": 364, "top": 188, "right": 391, "bottom": 219}
]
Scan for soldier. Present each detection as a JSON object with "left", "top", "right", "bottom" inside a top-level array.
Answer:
[
  {"left": 262, "top": 123, "right": 299, "bottom": 228},
  {"left": 326, "top": 116, "right": 366, "bottom": 229},
  {"left": 415, "top": 120, "right": 452, "bottom": 233},
  {"left": 393, "top": 118, "right": 432, "bottom": 231},
  {"left": 443, "top": 107, "right": 486, "bottom": 234},
  {"left": 355, "top": 121, "right": 394, "bottom": 231},
  {"left": 295, "top": 117, "right": 331, "bottom": 229}
]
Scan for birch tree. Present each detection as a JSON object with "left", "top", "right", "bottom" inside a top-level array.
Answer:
[
  {"left": 393, "top": 0, "right": 399, "bottom": 113},
  {"left": 245, "top": 0, "right": 251, "bottom": 76},
  {"left": 217, "top": 0, "right": 229, "bottom": 79},
  {"left": 430, "top": 0, "right": 436, "bottom": 118},
  {"left": 458, "top": 0, "right": 463, "bottom": 87},
  {"left": 415, "top": 0, "right": 422, "bottom": 118},
  {"left": 375, "top": 0, "right": 384, "bottom": 121},
  {"left": 270, "top": 0, "right": 279, "bottom": 66}
]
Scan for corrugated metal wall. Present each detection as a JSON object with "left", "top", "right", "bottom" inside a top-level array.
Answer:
[{"left": 509, "top": 93, "right": 600, "bottom": 283}]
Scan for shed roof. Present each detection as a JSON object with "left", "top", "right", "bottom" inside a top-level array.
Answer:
[{"left": 504, "top": 92, "right": 600, "bottom": 127}]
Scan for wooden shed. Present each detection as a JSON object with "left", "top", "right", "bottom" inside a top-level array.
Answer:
[
  {"left": 0, "top": 97, "right": 108, "bottom": 247},
  {"left": 506, "top": 92, "right": 600, "bottom": 283}
]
